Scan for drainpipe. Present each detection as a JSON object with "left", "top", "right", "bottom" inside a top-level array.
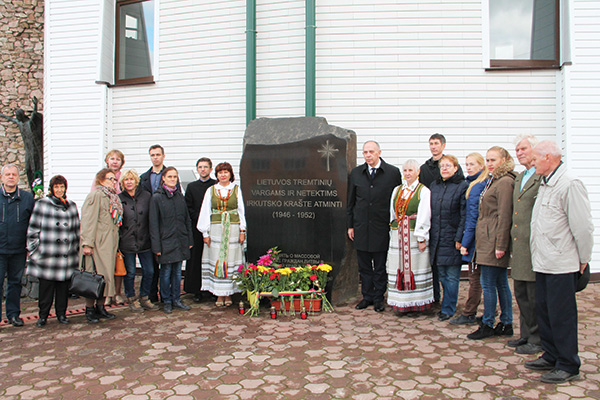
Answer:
[
  {"left": 246, "top": 0, "right": 257, "bottom": 125},
  {"left": 306, "top": 0, "right": 316, "bottom": 117}
]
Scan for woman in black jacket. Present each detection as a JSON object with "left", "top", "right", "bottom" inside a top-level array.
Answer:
[
  {"left": 429, "top": 155, "right": 467, "bottom": 321},
  {"left": 149, "top": 167, "right": 194, "bottom": 314},
  {"left": 118, "top": 169, "right": 158, "bottom": 312}
]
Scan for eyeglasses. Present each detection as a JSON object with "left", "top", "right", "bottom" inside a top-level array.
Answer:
[{"left": 439, "top": 164, "right": 454, "bottom": 170}]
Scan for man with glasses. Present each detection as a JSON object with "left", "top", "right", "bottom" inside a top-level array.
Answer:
[{"left": 184, "top": 158, "right": 216, "bottom": 302}]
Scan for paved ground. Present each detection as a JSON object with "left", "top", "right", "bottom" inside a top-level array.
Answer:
[{"left": 0, "top": 283, "right": 599, "bottom": 400}]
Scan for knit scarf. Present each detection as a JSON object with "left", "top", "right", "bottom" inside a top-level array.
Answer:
[
  {"left": 99, "top": 185, "right": 123, "bottom": 226},
  {"left": 163, "top": 183, "right": 177, "bottom": 195},
  {"left": 48, "top": 195, "right": 69, "bottom": 210}
]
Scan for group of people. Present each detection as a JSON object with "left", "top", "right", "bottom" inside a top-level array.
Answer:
[
  {"left": 0, "top": 144, "right": 247, "bottom": 328},
  {"left": 347, "top": 134, "right": 593, "bottom": 384},
  {"left": 0, "top": 133, "right": 593, "bottom": 384}
]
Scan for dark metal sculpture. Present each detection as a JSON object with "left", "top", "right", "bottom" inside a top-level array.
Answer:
[{"left": 0, "top": 97, "right": 44, "bottom": 193}]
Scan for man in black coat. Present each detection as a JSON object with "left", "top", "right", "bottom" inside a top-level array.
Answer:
[
  {"left": 140, "top": 144, "right": 182, "bottom": 194},
  {"left": 420, "top": 133, "right": 463, "bottom": 189},
  {"left": 184, "top": 158, "right": 216, "bottom": 302},
  {"left": 347, "top": 141, "right": 401, "bottom": 312},
  {"left": 0, "top": 164, "right": 34, "bottom": 327}
]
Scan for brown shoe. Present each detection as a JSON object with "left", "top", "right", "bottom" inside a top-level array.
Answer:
[
  {"left": 139, "top": 296, "right": 159, "bottom": 311},
  {"left": 128, "top": 297, "right": 143, "bottom": 312}
]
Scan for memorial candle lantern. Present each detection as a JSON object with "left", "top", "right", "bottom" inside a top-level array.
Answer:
[
  {"left": 300, "top": 306, "right": 308, "bottom": 320},
  {"left": 270, "top": 306, "right": 277, "bottom": 319},
  {"left": 238, "top": 301, "right": 245, "bottom": 315}
]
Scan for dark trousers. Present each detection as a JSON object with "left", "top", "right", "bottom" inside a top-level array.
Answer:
[
  {"left": 38, "top": 278, "right": 69, "bottom": 319},
  {"left": 514, "top": 279, "right": 539, "bottom": 344},
  {"left": 536, "top": 271, "right": 580, "bottom": 374},
  {"left": 0, "top": 252, "right": 27, "bottom": 319},
  {"left": 462, "top": 263, "right": 482, "bottom": 316},
  {"left": 356, "top": 250, "right": 388, "bottom": 304},
  {"left": 149, "top": 256, "right": 160, "bottom": 302},
  {"left": 183, "top": 231, "right": 204, "bottom": 295},
  {"left": 432, "top": 264, "right": 440, "bottom": 302}
]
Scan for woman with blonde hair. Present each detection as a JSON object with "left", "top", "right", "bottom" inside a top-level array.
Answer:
[
  {"left": 92, "top": 149, "right": 125, "bottom": 194},
  {"left": 450, "top": 153, "right": 488, "bottom": 325},
  {"left": 468, "top": 146, "right": 516, "bottom": 340},
  {"left": 118, "top": 169, "right": 158, "bottom": 311}
]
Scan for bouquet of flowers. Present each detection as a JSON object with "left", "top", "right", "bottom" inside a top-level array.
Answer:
[{"left": 235, "top": 247, "right": 334, "bottom": 316}]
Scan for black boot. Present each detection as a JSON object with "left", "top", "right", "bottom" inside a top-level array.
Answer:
[
  {"left": 494, "top": 322, "right": 514, "bottom": 336},
  {"left": 95, "top": 304, "right": 116, "bottom": 320},
  {"left": 85, "top": 307, "right": 100, "bottom": 323}
]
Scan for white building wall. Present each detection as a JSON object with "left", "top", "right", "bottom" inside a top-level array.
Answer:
[
  {"left": 110, "top": 0, "right": 247, "bottom": 177},
  {"left": 563, "top": 0, "right": 600, "bottom": 265},
  {"left": 44, "top": 0, "right": 107, "bottom": 205},
  {"left": 256, "top": 0, "right": 306, "bottom": 118},
  {"left": 315, "top": 0, "right": 557, "bottom": 166}
]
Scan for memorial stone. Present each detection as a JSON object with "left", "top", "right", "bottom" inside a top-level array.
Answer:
[{"left": 240, "top": 117, "right": 358, "bottom": 304}]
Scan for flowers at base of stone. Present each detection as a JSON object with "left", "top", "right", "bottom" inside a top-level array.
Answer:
[{"left": 234, "top": 248, "right": 334, "bottom": 315}]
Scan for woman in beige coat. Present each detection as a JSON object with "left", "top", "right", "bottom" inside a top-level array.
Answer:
[
  {"left": 81, "top": 168, "right": 123, "bottom": 323},
  {"left": 468, "top": 146, "right": 516, "bottom": 340}
]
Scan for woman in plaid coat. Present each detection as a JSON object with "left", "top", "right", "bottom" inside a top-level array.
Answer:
[{"left": 27, "top": 175, "right": 80, "bottom": 327}]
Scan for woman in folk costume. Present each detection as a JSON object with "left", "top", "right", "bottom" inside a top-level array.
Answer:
[
  {"left": 386, "top": 159, "right": 433, "bottom": 314},
  {"left": 198, "top": 162, "right": 246, "bottom": 308}
]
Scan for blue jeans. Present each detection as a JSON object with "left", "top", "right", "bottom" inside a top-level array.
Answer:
[
  {"left": 123, "top": 251, "right": 154, "bottom": 298},
  {"left": 0, "top": 253, "right": 27, "bottom": 319},
  {"left": 480, "top": 265, "right": 513, "bottom": 328},
  {"left": 437, "top": 265, "right": 461, "bottom": 316},
  {"left": 159, "top": 262, "right": 182, "bottom": 304}
]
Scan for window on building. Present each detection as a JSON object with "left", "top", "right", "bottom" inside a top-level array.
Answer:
[
  {"left": 489, "top": 0, "right": 559, "bottom": 69},
  {"left": 115, "top": 0, "right": 155, "bottom": 85}
]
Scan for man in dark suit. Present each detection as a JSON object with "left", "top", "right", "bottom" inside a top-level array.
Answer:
[
  {"left": 184, "top": 157, "right": 216, "bottom": 302},
  {"left": 347, "top": 141, "right": 401, "bottom": 312}
]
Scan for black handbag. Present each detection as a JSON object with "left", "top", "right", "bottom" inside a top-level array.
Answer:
[{"left": 69, "top": 256, "right": 106, "bottom": 299}]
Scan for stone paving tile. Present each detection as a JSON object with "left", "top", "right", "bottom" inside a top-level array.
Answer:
[{"left": 1, "top": 284, "right": 600, "bottom": 399}]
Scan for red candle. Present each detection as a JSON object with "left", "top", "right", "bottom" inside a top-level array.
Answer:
[
  {"left": 270, "top": 306, "right": 277, "bottom": 319},
  {"left": 300, "top": 306, "right": 308, "bottom": 320}
]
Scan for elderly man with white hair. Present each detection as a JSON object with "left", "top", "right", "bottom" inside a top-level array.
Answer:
[
  {"left": 508, "top": 134, "right": 543, "bottom": 355},
  {"left": 525, "top": 140, "right": 594, "bottom": 383}
]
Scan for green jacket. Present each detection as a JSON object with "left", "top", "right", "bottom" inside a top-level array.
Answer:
[{"left": 509, "top": 169, "right": 541, "bottom": 281}]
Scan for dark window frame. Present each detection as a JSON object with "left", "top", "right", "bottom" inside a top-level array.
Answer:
[
  {"left": 114, "top": 0, "right": 155, "bottom": 86},
  {"left": 488, "top": 0, "right": 560, "bottom": 70}
]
